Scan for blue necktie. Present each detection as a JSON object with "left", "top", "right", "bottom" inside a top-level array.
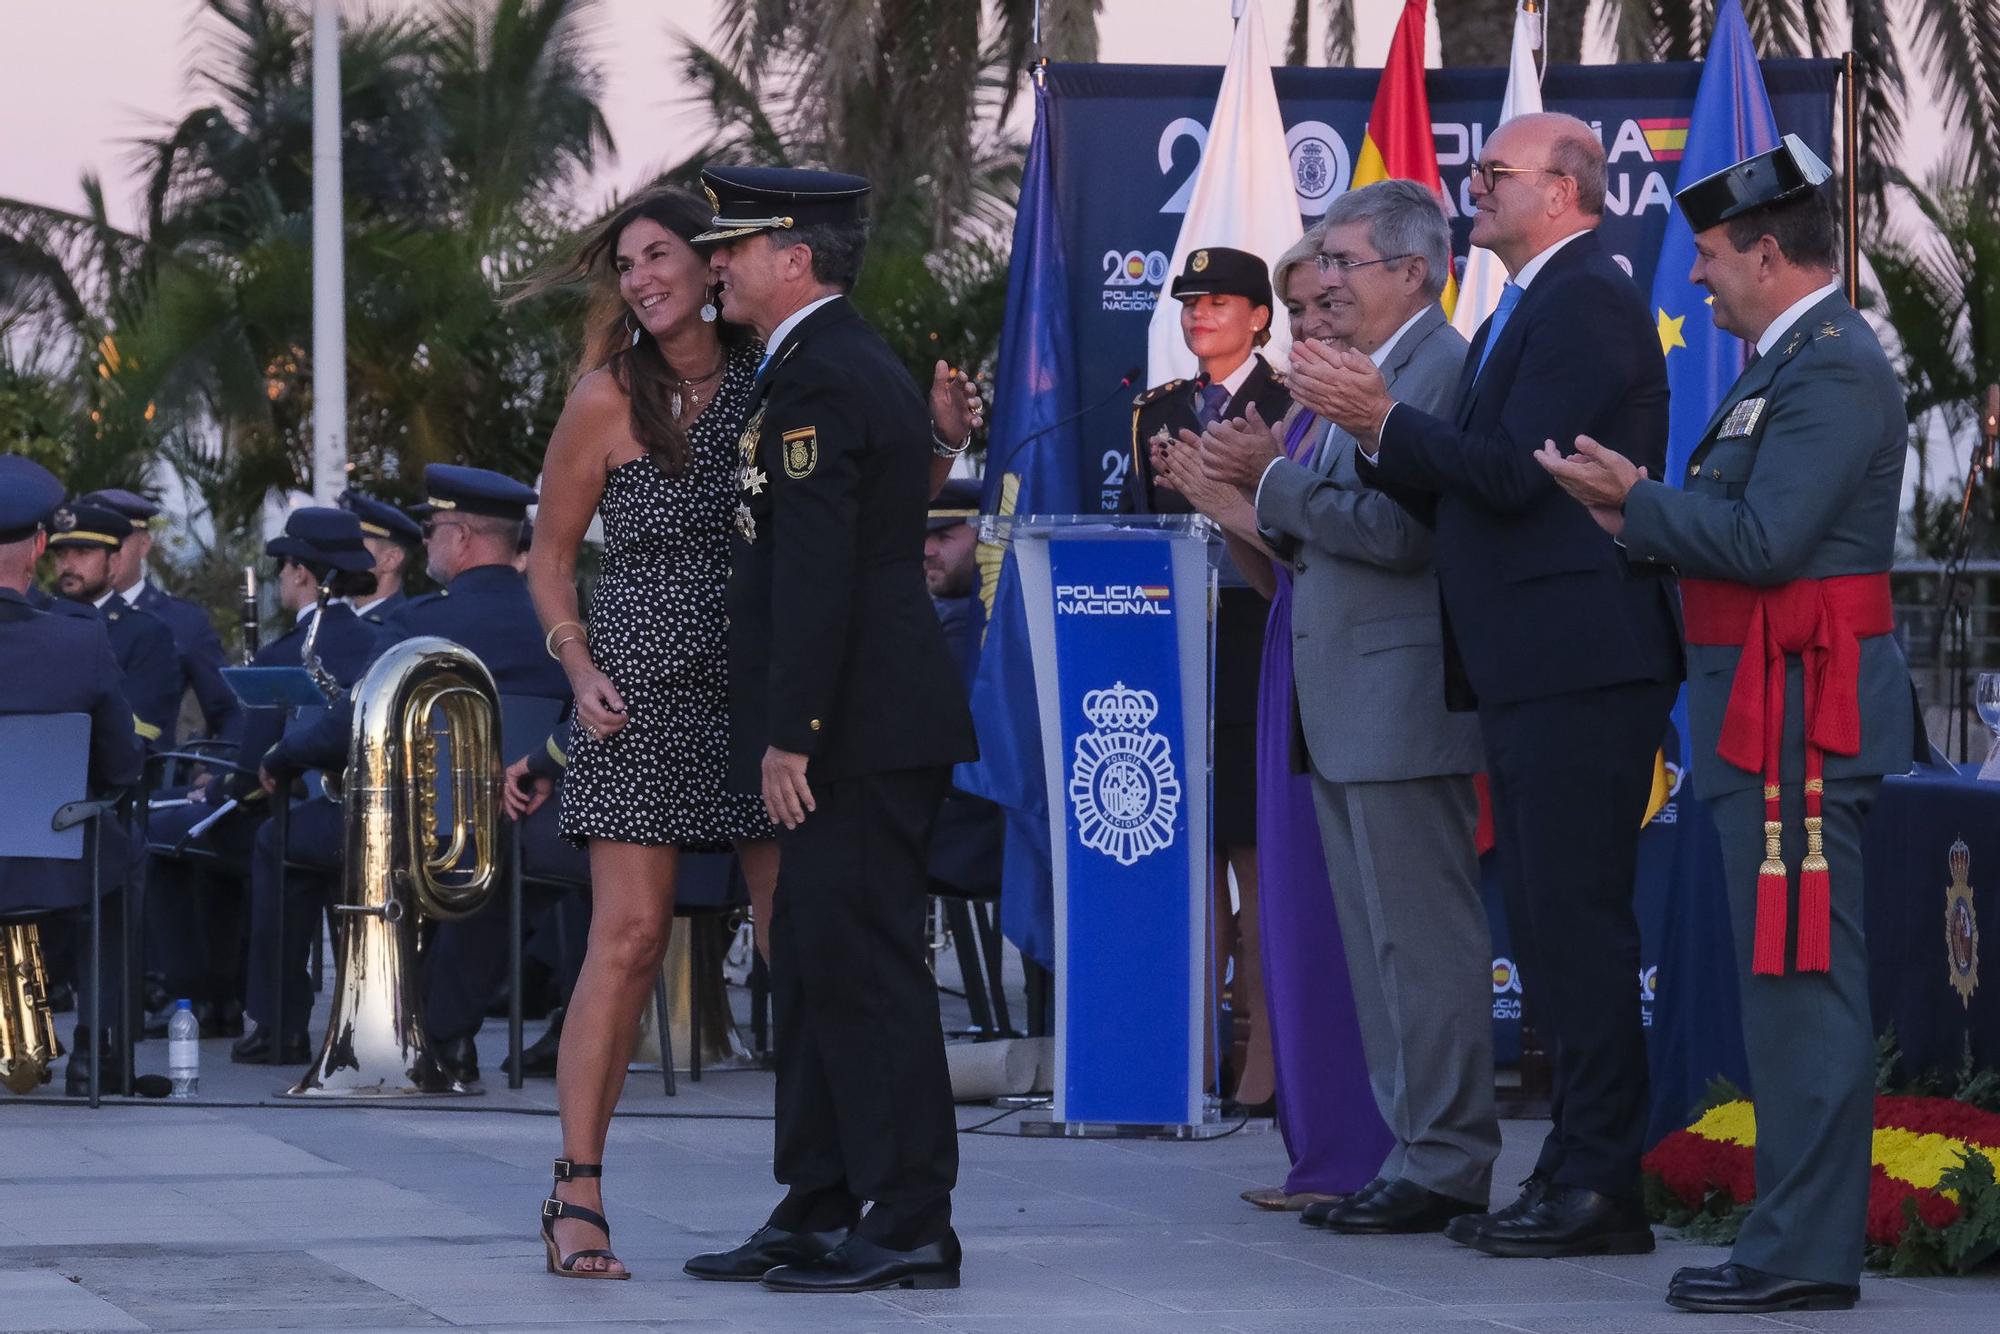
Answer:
[
  {"left": 755, "top": 352, "right": 772, "bottom": 379},
  {"left": 1473, "top": 281, "right": 1523, "bottom": 380},
  {"left": 1197, "top": 383, "right": 1230, "bottom": 427}
]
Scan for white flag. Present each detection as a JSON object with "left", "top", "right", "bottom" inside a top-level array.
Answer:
[
  {"left": 1145, "top": 0, "right": 1302, "bottom": 383},
  {"left": 1452, "top": 0, "right": 1544, "bottom": 339}
]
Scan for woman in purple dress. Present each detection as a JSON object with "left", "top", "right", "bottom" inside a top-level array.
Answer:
[{"left": 1155, "top": 229, "right": 1393, "bottom": 1211}]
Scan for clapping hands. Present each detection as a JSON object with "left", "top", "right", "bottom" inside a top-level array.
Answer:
[{"left": 1288, "top": 340, "right": 1394, "bottom": 442}]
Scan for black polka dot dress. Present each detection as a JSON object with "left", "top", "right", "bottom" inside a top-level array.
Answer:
[{"left": 558, "top": 341, "right": 774, "bottom": 850}]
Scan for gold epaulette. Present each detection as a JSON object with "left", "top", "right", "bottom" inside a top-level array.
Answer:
[{"left": 1133, "top": 379, "right": 1189, "bottom": 409}]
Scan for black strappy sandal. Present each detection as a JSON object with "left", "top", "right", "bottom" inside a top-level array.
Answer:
[{"left": 540, "top": 1158, "right": 629, "bottom": 1279}]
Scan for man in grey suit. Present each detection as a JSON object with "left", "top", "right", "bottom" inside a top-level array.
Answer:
[
  {"left": 1539, "top": 139, "right": 1912, "bottom": 1314},
  {"left": 1201, "top": 179, "right": 1497, "bottom": 1234}
]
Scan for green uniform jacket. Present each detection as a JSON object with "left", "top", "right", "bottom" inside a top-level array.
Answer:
[{"left": 1621, "top": 289, "right": 1915, "bottom": 799}]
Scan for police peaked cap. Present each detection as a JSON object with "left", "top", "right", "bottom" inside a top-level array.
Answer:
[
  {"left": 339, "top": 488, "right": 425, "bottom": 544},
  {"left": 0, "top": 455, "right": 66, "bottom": 544},
  {"left": 80, "top": 487, "right": 161, "bottom": 523},
  {"left": 927, "top": 479, "right": 983, "bottom": 533},
  {"left": 45, "top": 499, "right": 133, "bottom": 550},
  {"left": 693, "top": 165, "right": 872, "bottom": 243},
  {"left": 1675, "top": 134, "right": 1834, "bottom": 233},
  {"left": 264, "top": 506, "right": 374, "bottom": 573},
  {"left": 409, "top": 464, "right": 537, "bottom": 521},
  {"left": 1170, "top": 246, "right": 1273, "bottom": 308}
]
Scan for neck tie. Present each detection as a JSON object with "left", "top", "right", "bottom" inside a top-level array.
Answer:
[
  {"left": 1473, "top": 281, "right": 1523, "bottom": 380},
  {"left": 1197, "top": 382, "right": 1231, "bottom": 427},
  {"left": 755, "top": 352, "right": 773, "bottom": 379}
]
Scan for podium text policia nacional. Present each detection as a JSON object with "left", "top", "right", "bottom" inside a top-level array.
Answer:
[{"left": 1001, "top": 513, "right": 1234, "bottom": 1136}]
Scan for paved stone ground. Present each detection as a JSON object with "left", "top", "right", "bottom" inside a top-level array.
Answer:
[{"left": 4, "top": 971, "right": 1998, "bottom": 1331}]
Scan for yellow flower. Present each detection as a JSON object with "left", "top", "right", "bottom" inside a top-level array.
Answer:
[{"left": 1689, "top": 1100, "right": 1756, "bottom": 1146}]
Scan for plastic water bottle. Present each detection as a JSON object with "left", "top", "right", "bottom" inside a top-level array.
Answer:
[{"left": 167, "top": 999, "right": 200, "bottom": 1099}]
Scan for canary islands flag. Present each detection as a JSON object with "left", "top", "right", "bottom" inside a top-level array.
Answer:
[
  {"left": 1652, "top": 0, "right": 1779, "bottom": 483},
  {"left": 1353, "top": 0, "right": 1457, "bottom": 314}
]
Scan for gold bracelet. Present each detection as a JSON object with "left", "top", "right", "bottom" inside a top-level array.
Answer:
[
  {"left": 549, "top": 633, "right": 585, "bottom": 660},
  {"left": 543, "top": 620, "right": 585, "bottom": 657}
]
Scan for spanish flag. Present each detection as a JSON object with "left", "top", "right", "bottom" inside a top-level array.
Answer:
[{"left": 1352, "top": 0, "right": 1457, "bottom": 315}]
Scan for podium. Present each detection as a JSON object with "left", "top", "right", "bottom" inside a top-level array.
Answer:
[{"left": 1001, "top": 514, "right": 1226, "bottom": 1136}]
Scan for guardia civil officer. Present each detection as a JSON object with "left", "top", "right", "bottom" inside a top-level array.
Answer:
[
  {"left": 1538, "top": 137, "right": 1916, "bottom": 1315},
  {"left": 1118, "top": 245, "right": 1289, "bottom": 1104},
  {"left": 683, "top": 165, "right": 978, "bottom": 1294},
  {"left": 338, "top": 488, "right": 424, "bottom": 624},
  {"left": 261, "top": 465, "right": 568, "bottom": 1081},
  {"left": 45, "top": 500, "right": 186, "bottom": 748},
  {"left": 83, "top": 487, "right": 240, "bottom": 738},
  {"left": 0, "top": 457, "right": 144, "bottom": 1095}
]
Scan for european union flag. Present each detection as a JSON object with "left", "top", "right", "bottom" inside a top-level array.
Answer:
[
  {"left": 954, "top": 77, "right": 1079, "bottom": 968},
  {"left": 1644, "top": 0, "right": 1767, "bottom": 1142}
]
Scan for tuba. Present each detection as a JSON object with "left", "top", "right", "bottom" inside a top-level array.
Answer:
[
  {"left": 0, "top": 925, "right": 59, "bottom": 1094},
  {"left": 289, "top": 637, "right": 501, "bottom": 1097}
]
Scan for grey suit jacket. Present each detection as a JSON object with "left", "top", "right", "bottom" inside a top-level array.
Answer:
[
  {"left": 1256, "top": 303, "right": 1484, "bottom": 784},
  {"left": 1621, "top": 290, "right": 1915, "bottom": 799}
]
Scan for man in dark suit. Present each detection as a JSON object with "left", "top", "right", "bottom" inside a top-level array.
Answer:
[
  {"left": 338, "top": 488, "right": 424, "bottom": 625},
  {"left": 1539, "top": 139, "right": 1911, "bottom": 1315},
  {"left": 260, "top": 465, "right": 568, "bottom": 1081},
  {"left": 46, "top": 500, "right": 187, "bottom": 750},
  {"left": 683, "top": 164, "right": 978, "bottom": 1294},
  {"left": 0, "top": 457, "right": 146, "bottom": 1095},
  {"left": 85, "top": 487, "right": 240, "bottom": 739},
  {"left": 1304, "top": 112, "right": 1684, "bottom": 1258}
]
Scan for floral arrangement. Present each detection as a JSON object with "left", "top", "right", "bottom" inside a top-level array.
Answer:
[{"left": 1642, "top": 1093, "right": 2000, "bottom": 1275}]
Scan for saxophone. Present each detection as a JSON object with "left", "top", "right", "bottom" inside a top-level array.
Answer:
[{"left": 0, "top": 925, "right": 59, "bottom": 1094}]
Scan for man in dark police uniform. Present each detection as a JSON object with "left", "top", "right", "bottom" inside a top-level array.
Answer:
[
  {"left": 682, "top": 164, "right": 978, "bottom": 1294},
  {"left": 1539, "top": 137, "right": 1914, "bottom": 1315},
  {"left": 339, "top": 488, "right": 424, "bottom": 625},
  {"left": 0, "top": 456, "right": 145, "bottom": 1095},
  {"left": 45, "top": 499, "right": 187, "bottom": 749}
]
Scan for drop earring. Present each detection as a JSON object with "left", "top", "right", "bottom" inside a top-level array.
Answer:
[
  {"left": 625, "top": 313, "right": 642, "bottom": 347},
  {"left": 700, "top": 302, "right": 718, "bottom": 323}
]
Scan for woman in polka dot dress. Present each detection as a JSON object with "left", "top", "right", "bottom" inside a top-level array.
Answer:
[{"left": 517, "top": 188, "right": 777, "bottom": 1280}]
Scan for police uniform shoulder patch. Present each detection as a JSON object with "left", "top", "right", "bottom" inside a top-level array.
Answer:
[
  {"left": 781, "top": 426, "right": 818, "bottom": 480},
  {"left": 1133, "top": 379, "right": 1187, "bottom": 409}
]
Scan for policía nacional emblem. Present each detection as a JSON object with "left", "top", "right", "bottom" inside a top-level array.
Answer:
[
  {"left": 1069, "top": 682, "right": 1181, "bottom": 867},
  {"left": 1946, "top": 838, "right": 1981, "bottom": 1007},
  {"left": 1191, "top": 249, "right": 1210, "bottom": 273},
  {"left": 781, "top": 427, "right": 818, "bottom": 479}
]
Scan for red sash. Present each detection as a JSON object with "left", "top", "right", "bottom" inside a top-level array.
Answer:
[{"left": 1679, "top": 574, "right": 1893, "bottom": 975}]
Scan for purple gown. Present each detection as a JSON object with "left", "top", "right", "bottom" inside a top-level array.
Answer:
[{"left": 1255, "top": 412, "right": 1395, "bottom": 1194}]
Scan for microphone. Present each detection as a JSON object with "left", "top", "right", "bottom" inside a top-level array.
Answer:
[{"left": 987, "top": 366, "right": 1146, "bottom": 481}]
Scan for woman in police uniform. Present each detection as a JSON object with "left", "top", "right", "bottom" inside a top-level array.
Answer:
[{"left": 1119, "top": 245, "right": 1292, "bottom": 1111}]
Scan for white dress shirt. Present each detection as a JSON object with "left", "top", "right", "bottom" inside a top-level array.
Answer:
[
  {"left": 1755, "top": 282, "right": 1842, "bottom": 357},
  {"left": 760, "top": 294, "right": 842, "bottom": 367}
]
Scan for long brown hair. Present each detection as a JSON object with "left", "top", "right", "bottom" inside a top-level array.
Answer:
[{"left": 522, "top": 187, "right": 743, "bottom": 475}]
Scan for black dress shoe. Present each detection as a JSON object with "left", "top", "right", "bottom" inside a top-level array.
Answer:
[
  {"left": 1320, "top": 1177, "right": 1485, "bottom": 1235},
  {"left": 761, "top": 1231, "right": 962, "bottom": 1293},
  {"left": 432, "top": 1034, "right": 478, "bottom": 1085},
  {"left": 1460, "top": 1184, "right": 1653, "bottom": 1258},
  {"left": 1301, "top": 1178, "right": 1386, "bottom": 1228},
  {"left": 1666, "top": 1262, "right": 1857, "bottom": 1313},
  {"left": 1220, "top": 1094, "right": 1277, "bottom": 1119},
  {"left": 1445, "top": 1173, "right": 1547, "bottom": 1245},
  {"left": 229, "top": 1027, "right": 310, "bottom": 1065},
  {"left": 684, "top": 1225, "right": 850, "bottom": 1282},
  {"left": 503, "top": 1008, "right": 564, "bottom": 1080}
]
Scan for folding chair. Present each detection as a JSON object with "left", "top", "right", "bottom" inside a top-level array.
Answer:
[
  {"left": 0, "top": 713, "right": 127, "bottom": 1107},
  {"left": 497, "top": 695, "right": 567, "bottom": 1091}
]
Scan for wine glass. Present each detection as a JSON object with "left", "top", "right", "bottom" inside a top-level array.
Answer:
[{"left": 1977, "top": 672, "right": 2000, "bottom": 779}]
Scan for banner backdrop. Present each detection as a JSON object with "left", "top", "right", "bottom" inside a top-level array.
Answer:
[{"left": 1037, "top": 58, "right": 1840, "bottom": 511}]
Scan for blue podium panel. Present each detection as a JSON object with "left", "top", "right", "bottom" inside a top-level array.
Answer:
[{"left": 1013, "top": 516, "right": 1215, "bottom": 1129}]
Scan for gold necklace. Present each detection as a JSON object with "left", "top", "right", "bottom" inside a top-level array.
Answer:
[{"left": 669, "top": 358, "right": 726, "bottom": 419}]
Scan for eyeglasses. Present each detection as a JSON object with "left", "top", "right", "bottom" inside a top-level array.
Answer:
[
  {"left": 420, "top": 518, "right": 463, "bottom": 541},
  {"left": 1470, "top": 160, "right": 1564, "bottom": 192},
  {"left": 1315, "top": 251, "right": 1415, "bottom": 278}
]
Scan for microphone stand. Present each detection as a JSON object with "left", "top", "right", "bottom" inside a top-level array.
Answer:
[{"left": 1937, "top": 385, "right": 2000, "bottom": 763}]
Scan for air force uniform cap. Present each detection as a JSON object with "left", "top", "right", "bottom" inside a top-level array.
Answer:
[
  {"left": 265, "top": 507, "right": 374, "bottom": 573},
  {"left": 1169, "top": 245, "right": 1274, "bottom": 309},
  {"left": 80, "top": 488, "right": 161, "bottom": 524},
  {"left": 693, "top": 165, "right": 872, "bottom": 243},
  {"left": 409, "top": 465, "right": 537, "bottom": 521},
  {"left": 1675, "top": 133, "right": 1834, "bottom": 233},
  {"left": 339, "top": 488, "right": 424, "bottom": 544},
  {"left": 927, "top": 479, "right": 982, "bottom": 533},
  {"left": 0, "top": 455, "right": 66, "bottom": 543},
  {"left": 46, "top": 499, "right": 134, "bottom": 550}
]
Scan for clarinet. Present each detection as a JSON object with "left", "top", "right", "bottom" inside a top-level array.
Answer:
[
  {"left": 299, "top": 578, "right": 345, "bottom": 702},
  {"left": 239, "top": 566, "right": 261, "bottom": 665}
]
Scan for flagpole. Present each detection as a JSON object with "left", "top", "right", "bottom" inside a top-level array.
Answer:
[
  {"left": 311, "top": 0, "right": 348, "bottom": 506},
  {"left": 1842, "top": 50, "right": 1859, "bottom": 304}
]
